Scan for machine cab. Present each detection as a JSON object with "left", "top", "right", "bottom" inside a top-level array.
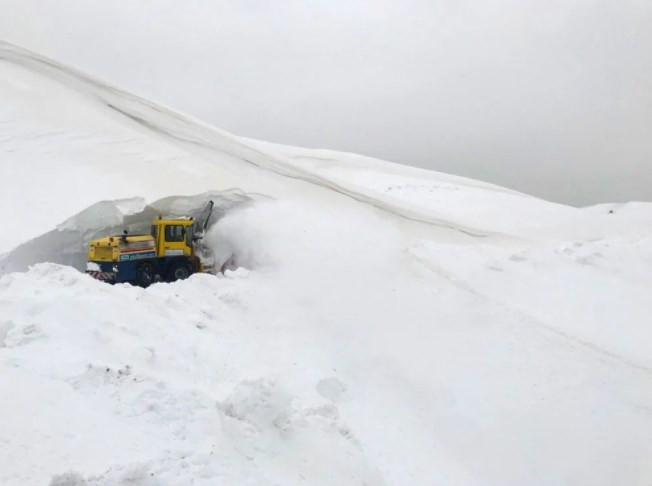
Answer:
[{"left": 151, "top": 218, "right": 195, "bottom": 257}]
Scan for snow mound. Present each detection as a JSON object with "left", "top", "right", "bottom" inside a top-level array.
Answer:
[{"left": 0, "top": 263, "right": 385, "bottom": 485}]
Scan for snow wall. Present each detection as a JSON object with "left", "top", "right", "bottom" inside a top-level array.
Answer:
[{"left": 0, "top": 189, "right": 261, "bottom": 275}]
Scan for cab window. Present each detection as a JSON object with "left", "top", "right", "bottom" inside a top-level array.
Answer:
[
  {"left": 165, "top": 225, "right": 185, "bottom": 242},
  {"left": 151, "top": 225, "right": 158, "bottom": 239}
]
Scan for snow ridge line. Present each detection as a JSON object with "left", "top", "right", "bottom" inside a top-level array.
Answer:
[{"left": 108, "top": 100, "right": 493, "bottom": 239}]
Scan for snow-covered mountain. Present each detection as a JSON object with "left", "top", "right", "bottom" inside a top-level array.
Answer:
[{"left": 1, "top": 41, "right": 651, "bottom": 486}]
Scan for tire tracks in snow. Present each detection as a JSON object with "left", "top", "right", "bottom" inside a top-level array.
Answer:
[{"left": 410, "top": 250, "right": 652, "bottom": 377}]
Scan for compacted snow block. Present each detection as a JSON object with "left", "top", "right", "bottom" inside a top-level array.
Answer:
[{"left": 0, "top": 190, "right": 257, "bottom": 276}]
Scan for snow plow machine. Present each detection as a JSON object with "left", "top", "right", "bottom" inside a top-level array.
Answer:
[{"left": 86, "top": 201, "right": 214, "bottom": 287}]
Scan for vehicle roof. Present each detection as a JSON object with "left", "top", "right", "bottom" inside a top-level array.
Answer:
[{"left": 152, "top": 217, "right": 194, "bottom": 224}]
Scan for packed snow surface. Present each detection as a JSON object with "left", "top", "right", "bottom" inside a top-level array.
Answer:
[{"left": 1, "top": 41, "right": 652, "bottom": 485}]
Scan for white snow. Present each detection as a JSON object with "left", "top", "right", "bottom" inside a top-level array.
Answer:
[{"left": 1, "top": 40, "right": 652, "bottom": 485}]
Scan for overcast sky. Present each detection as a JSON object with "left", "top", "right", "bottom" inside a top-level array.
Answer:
[{"left": 1, "top": 0, "right": 650, "bottom": 206}]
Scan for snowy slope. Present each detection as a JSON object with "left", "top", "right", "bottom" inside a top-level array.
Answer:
[
  {"left": 1, "top": 40, "right": 652, "bottom": 486},
  {"left": 4, "top": 39, "right": 650, "bottom": 252}
]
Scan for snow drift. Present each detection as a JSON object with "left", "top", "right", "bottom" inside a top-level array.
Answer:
[{"left": 1, "top": 41, "right": 652, "bottom": 486}]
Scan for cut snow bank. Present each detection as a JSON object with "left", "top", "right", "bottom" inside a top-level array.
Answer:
[{"left": 0, "top": 190, "right": 258, "bottom": 275}]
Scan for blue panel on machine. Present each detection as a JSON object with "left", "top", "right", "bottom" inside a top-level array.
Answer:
[{"left": 119, "top": 251, "right": 156, "bottom": 262}]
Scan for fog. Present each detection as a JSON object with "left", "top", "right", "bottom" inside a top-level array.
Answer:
[{"left": 1, "top": 0, "right": 650, "bottom": 206}]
